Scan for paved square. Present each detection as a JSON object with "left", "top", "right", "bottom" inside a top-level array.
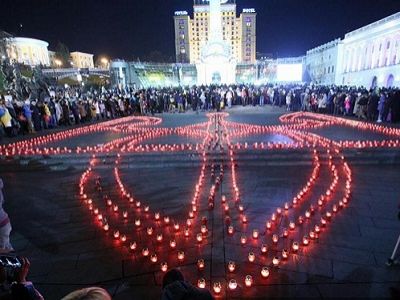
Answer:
[{"left": 1, "top": 107, "right": 400, "bottom": 299}]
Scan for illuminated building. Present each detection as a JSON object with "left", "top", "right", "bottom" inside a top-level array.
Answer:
[
  {"left": 70, "top": 51, "right": 94, "bottom": 68},
  {"left": 306, "top": 39, "right": 342, "bottom": 85},
  {"left": 6, "top": 37, "right": 50, "bottom": 66},
  {"left": 174, "top": 0, "right": 256, "bottom": 64},
  {"left": 111, "top": 10, "right": 400, "bottom": 87},
  {"left": 337, "top": 12, "right": 400, "bottom": 88}
]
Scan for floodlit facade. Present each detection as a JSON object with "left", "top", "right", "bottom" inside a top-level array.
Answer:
[
  {"left": 337, "top": 12, "right": 400, "bottom": 88},
  {"left": 70, "top": 51, "right": 94, "bottom": 68},
  {"left": 305, "top": 39, "right": 342, "bottom": 85},
  {"left": 112, "top": 10, "right": 400, "bottom": 88},
  {"left": 174, "top": 0, "right": 256, "bottom": 64},
  {"left": 7, "top": 37, "right": 50, "bottom": 66}
]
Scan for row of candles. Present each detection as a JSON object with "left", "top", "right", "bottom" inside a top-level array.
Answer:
[
  {"left": 0, "top": 115, "right": 162, "bottom": 156},
  {"left": 2, "top": 108, "right": 398, "bottom": 157}
]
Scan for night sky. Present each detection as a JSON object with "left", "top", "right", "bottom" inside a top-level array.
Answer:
[{"left": 0, "top": 0, "right": 399, "bottom": 61}]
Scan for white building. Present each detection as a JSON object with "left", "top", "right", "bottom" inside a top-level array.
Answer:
[
  {"left": 306, "top": 39, "right": 342, "bottom": 85},
  {"left": 337, "top": 12, "right": 400, "bottom": 88},
  {"left": 70, "top": 51, "right": 94, "bottom": 68},
  {"left": 7, "top": 37, "right": 50, "bottom": 66}
]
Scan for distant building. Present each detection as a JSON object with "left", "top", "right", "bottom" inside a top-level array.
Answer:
[
  {"left": 336, "top": 12, "right": 400, "bottom": 88},
  {"left": 6, "top": 37, "right": 50, "bottom": 66},
  {"left": 48, "top": 50, "right": 57, "bottom": 67},
  {"left": 70, "top": 51, "right": 94, "bottom": 68},
  {"left": 174, "top": 0, "right": 257, "bottom": 64},
  {"left": 306, "top": 39, "right": 342, "bottom": 85}
]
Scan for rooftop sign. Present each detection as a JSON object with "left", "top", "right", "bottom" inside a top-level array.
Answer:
[
  {"left": 175, "top": 11, "right": 188, "bottom": 16},
  {"left": 242, "top": 8, "right": 256, "bottom": 13}
]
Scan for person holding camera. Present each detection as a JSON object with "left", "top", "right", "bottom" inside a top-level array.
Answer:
[
  {"left": 0, "top": 256, "right": 44, "bottom": 300},
  {"left": 0, "top": 178, "right": 13, "bottom": 254}
]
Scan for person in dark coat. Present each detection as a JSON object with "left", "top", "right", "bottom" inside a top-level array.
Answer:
[
  {"left": 31, "top": 102, "right": 41, "bottom": 131},
  {"left": 161, "top": 269, "right": 213, "bottom": 300}
]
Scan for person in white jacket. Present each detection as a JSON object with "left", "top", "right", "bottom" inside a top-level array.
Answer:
[{"left": 0, "top": 178, "right": 13, "bottom": 253}]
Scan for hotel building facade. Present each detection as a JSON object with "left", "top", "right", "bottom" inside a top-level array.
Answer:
[{"left": 174, "top": 0, "right": 256, "bottom": 64}]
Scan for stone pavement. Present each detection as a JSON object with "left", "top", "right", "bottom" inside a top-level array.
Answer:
[{"left": 0, "top": 106, "right": 399, "bottom": 299}]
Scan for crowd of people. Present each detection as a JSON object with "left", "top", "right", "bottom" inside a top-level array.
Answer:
[{"left": 1, "top": 84, "right": 400, "bottom": 139}]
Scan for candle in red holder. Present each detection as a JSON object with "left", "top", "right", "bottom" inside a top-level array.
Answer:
[
  {"left": 248, "top": 252, "right": 255, "bottom": 262},
  {"left": 245, "top": 275, "right": 253, "bottom": 287},
  {"left": 135, "top": 219, "right": 141, "bottom": 227},
  {"left": 197, "top": 259, "right": 205, "bottom": 270},
  {"left": 292, "top": 241, "right": 299, "bottom": 252},
  {"left": 228, "top": 261, "right": 236, "bottom": 272},
  {"left": 142, "top": 248, "right": 149, "bottom": 257},
  {"left": 130, "top": 242, "right": 137, "bottom": 250},
  {"left": 252, "top": 229, "right": 259, "bottom": 239},
  {"left": 261, "top": 244, "right": 268, "bottom": 254},
  {"left": 261, "top": 266, "right": 270, "bottom": 278},
  {"left": 150, "top": 254, "right": 158, "bottom": 263},
  {"left": 272, "top": 256, "right": 280, "bottom": 266},
  {"left": 282, "top": 249, "right": 288, "bottom": 259},
  {"left": 197, "top": 233, "right": 203, "bottom": 243},
  {"left": 147, "top": 227, "right": 154, "bottom": 236},
  {"left": 198, "top": 278, "right": 206, "bottom": 289},
  {"left": 213, "top": 282, "right": 221, "bottom": 294},
  {"left": 272, "top": 234, "right": 279, "bottom": 244},
  {"left": 161, "top": 262, "right": 168, "bottom": 272},
  {"left": 177, "top": 251, "right": 185, "bottom": 261},
  {"left": 228, "top": 279, "right": 237, "bottom": 290}
]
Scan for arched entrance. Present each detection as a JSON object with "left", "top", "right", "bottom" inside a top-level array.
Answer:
[
  {"left": 212, "top": 72, "right": 221, "bottom": 84},
  {"left": 387, "top": 74, "right": 394, "bottom": 88},
  {"left": 371, "top": 76, "right": 378, "bottom": 89}
]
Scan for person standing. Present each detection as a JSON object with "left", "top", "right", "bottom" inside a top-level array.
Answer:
[{"left": 0, "top": 178, "right": 13, "bottom": 253}]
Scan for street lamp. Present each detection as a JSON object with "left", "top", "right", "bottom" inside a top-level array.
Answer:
[
  {"left": 55, "top": 59, "right": 62, "bottom": 68},
  {"left": 100, "top": 57, "right": 109, "bottom": 69}
]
